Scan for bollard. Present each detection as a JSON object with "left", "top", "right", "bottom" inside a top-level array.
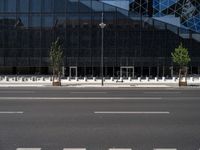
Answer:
[
  {"left": 75, "top": 77, "right": 79, "bottom": 81},
  {"left": 84, "top": 77, "right": 87, "bottom": 82},
  {"left": 67, "top": 77, "right": 70, "bottom": 81},
  {"left": 93, "top": 77, "right": 96, "bottom": 81},
  {"left": 138, "top": 77, "right": 141, "bottom": 82},
  {"left": 110, "top": 77, "right": 114, "bottom": 81},
  {"left": 146, "top": 77, "right": 149, "bottom": 82},
  {"left": 128, "top": 77, "right": 131, "bottom": 81},
  {"left": 162, "top": 77, "right": 165, "bottom": 82},
  {"left": 172, "top": 77, "right": 176, "bottom": 82},
  {"left": 190, "top": 77, "right": 194, "bottom": 82},
  {"left": 155, "top": 77, "right": 158, "bottom": 81}
]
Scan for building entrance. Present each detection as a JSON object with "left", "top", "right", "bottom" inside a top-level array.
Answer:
[
  {"left": 69, "top": 66, "right": 77, "bottom": 78},
  {"left": 120, "top": 66, "right": 134, "bottom": 78}
]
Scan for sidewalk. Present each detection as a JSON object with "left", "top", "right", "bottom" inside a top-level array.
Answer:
[
  {"left": 0, "top": 80, "right": 182, "bottom": 88},
  {"left": 0, "top": 76, "right": 200, "bottom": 88}
]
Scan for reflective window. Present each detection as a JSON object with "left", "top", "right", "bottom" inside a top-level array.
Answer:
[
  {"left": 30, "top": 0, "right": 41, "bottom": 12},
  {"left": 2, "top": 15, "right": 16, "bottom": 27},
  {"left": 79, "top": 0, "right": 91, "bottom": 12},
  {"left": 55, "top": 15, "right": 66, "bottom": 28},
  {"left": 18, "top": 15, "right": 29, "bottom": 27},
  {"left": 79, "top": 13, "right": 91, "bottom": 27},
  {"left": 0, "top": 0, "right": 4, "bottom": 12},
  {"left": 92, "top": 1, "right": 103, "bottom": 12},
  {"left": 43, "top": 0, "right": 53, "bottom": 12},
  {"left": 54, "top": 0, "right": 66, "bottom": 12},
  {"left": 42, "top": 15, "right": 53, "bottom": 27},
  {"left": 19, "top": 0, "right": 29, "bottom": 12},
  {"left": 69, "top": 13, "right": 79, "bottom": 28},
  {"left": 30, "top": 15, "right": 41, "bottom": 27},
  {"left": 5, "top": 0, "right": 16, "bottom": 12},
  {"left": 67, "top": 0, "right": 78, "bottom": 12},
  {"left": 104, "top": 3, "right": 116, "bottom": 12}
]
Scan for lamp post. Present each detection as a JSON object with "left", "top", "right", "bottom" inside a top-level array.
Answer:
[{"left": 99, "top": 12, "right": 106, "bottom": 86}]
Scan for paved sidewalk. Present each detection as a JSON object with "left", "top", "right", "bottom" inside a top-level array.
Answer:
[
  {"left": 0, "top": 81, "right": 180, "bottom": 88},
  {"left": 1, "top": 77, "right": 200, "bottom": 88}
]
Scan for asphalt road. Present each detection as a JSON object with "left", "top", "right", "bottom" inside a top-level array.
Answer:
[{"left": 0, "top": 87, "right": 200, "bottom": 150}]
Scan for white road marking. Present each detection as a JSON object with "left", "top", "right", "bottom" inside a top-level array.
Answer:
[
  {"left": 63, "top": 148, "right": 86, "bottom": 150},
  {"left": 0, "top": 111, "right": 24, "bottom": 114},
  {"left": 16, "top": 148, "right": 41, "bottom": 150},
  {"left": 109, "top": 149, "right": 132, "bottom": 150},
  {"left": 94, "top": 111, "right": 170, "bottom": 114},
  {"left": 0, "top": 97, "right": 162, "bottom": 100}
]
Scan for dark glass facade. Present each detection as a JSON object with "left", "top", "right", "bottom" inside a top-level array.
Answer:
[{"left": 0, "top": 0, "right": 200, "bottom": 77}]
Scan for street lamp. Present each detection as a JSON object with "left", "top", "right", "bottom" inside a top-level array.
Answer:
[{"left": 99, "top": 12, "right": 106, "bottom": 86}]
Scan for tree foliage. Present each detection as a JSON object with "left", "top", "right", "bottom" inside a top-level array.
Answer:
[
  {"left": 171, "top": 43, "right": 191, "bottom": 67},
  {"left": 49, "top": 38, "right": 63, "bottom": 76}
]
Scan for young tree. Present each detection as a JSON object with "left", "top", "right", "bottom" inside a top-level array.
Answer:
[
  {"left": 50, "top": 38, "right": 63, "bottom": 86},
  {"left": 171, "top": 43, "right": 191, "bottom": 86}
]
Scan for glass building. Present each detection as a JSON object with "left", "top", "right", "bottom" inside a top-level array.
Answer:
[{"left": 0, "top": 0, "right": 200, "bottom": 78}]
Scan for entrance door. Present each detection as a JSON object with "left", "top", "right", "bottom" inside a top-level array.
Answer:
[
  {"left": 69, "top": 66, "right": 77, "bottom": 78},
  {"left": 120, "top": 66, "right": 134, "bottom": 78}
]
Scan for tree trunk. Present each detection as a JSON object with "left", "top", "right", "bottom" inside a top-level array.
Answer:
[
  {"left": 179, "top": 66, "right": 187, "bottom": 86},
  {"left": 52, "top": 68, "right": 61, "bottom": 86}
]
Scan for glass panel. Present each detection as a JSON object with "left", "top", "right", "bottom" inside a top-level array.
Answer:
[
  {"left": 69, "top": 13, "right": 79, "bottom": 28},
  {"left": 43, "top": 0, "right": 53, "bottom": 12},
  {"left": 3, "top": 15, "right": 16, "bottom": 27},
  {"left": 5, "top": 0, "right": 16, "bottom": 12},
  {"left": 54, "top": 0, "right": 66, "bottom": 12},
  {"left": 55, "top": 15, "right": 66, "bottom": 28},
  {"left": 79, "top": 13, "right": 91, "bottom": 27},
  {"left": 0, "top": 0, "right": 4, "bottom": 12},
  {"left": 19, "top": 0, "right": 29, "bottom": 12},
  {"left": 30, "top": 0, "right": 41, "bottom": 12},
  {"left": 104, "top": 3, "right": 116, "bottom": 12},
  {"left": 30, "top": 15, "right": 41, "bottom": 27},
  {"left": 18, "top": 15, "right": 28, "bottom": 28},
  {"left": 79, "top": 0, "right": 91, "bottom": 12},
  {"left": 42, "top": 15, "right": 53, "bottom": 27},
  {"left": 92, "top": 0, "right": 103, "bottom": 12},
  {"left": 67, "top": 0, "right": 78, "bottom": 12}
]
